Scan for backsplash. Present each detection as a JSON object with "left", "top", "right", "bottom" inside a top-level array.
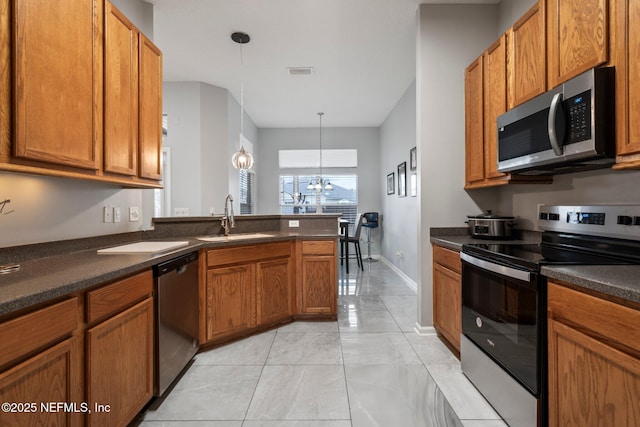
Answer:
[{"left": 497, "top": 168, "right": 640, "bottom": 230}]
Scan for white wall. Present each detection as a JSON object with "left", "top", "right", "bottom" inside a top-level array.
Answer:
[
  {"left": 111, "top": 0, "right": 154, "bottom": 39},
  {"left": 416, "top": 4, "right": 500, "bottom": 330},
  {"left": 256, "top": 127, "right": 381, "bottom": 230},
  {"left": 227, "top": 93, "right": 258, "bottom": 213},
  {"left": 497, "top": 0, "right": 536, "bottom": 33},
  {"left": 162, "top": 82, "right": 258, "bottom": 216},
  {"left": 379, "top": 81, "right": 418, "bottom": 281}
]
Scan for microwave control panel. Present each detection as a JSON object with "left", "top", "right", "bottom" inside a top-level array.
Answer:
[{"left": 565, "top": 90, "right": 591, "bottom": 144}]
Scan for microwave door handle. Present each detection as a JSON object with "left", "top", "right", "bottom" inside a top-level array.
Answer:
[{"left": 548, "top": 92, "right": 565, "bottom": 156}]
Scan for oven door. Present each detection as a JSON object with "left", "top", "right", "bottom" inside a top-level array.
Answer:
[{"left": 460, "top": 252, "right": 543, "bottom": 396}]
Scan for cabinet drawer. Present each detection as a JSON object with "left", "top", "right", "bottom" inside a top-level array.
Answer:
[
  {"left": 433, "top": 245, "right": 461, "bottom": 273},
  {"left": 0, "top": 298, "right": 78, "bottom": 368},
  {"left": 86, "top": 270, "right": 153, "bottom": 323},
  {"left": 301, "top": 240, "right": 335, "bottom": 255},
  {"left": 548, "top": 282, "right": 640, "bottom": 355},
  {"left": 207, "top": 242, "right": 292, "bottom": 267}
]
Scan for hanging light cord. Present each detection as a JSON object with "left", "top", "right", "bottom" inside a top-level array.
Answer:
[
  {"left": 319, "top": 112, "right": 324, "bottom": 185},
  {"left": 240, "top": 44, "right": 244, "bottom": 138}
]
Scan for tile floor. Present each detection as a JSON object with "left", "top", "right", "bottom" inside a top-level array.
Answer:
[{"left": 136, "top": 260, "right": 506, "bottom": 427}]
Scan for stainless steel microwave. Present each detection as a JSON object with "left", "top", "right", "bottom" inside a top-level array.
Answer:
[{"left": 497, "top": 67, "right": 615, "bottom": 175}]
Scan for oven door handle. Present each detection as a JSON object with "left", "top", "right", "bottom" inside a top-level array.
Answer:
[{"left": 461, "top": 252, "right": 532, "bottom": 282}]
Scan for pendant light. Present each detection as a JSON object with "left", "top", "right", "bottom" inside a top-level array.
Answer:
[
  {"left": 231, "top": 32, "right": 254, "bottom": 170},
  {"left": 307, "top": 112, "right": 333, "bottom": 191}
]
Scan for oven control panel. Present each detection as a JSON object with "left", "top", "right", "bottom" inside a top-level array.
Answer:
[{"left": 538, "top": 205, "right": 640, "bottom": 240}]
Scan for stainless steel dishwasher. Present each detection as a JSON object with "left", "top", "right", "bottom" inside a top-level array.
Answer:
[{"left": 153, "top": 251, "right": 199, "bottom": 396}]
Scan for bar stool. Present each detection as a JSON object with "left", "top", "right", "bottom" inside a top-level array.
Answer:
[
  {"left": 362, "top": 212, "right": 379, "bottom": 262},
  {"left": 339, "top": 214, "right": 364, "bottom": 273}
]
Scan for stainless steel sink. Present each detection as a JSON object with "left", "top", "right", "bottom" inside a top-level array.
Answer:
[{"left": 197, "top": 233, "right": 277, "bottom": 242}]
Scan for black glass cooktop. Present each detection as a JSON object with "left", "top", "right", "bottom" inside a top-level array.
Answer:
[{"left": 462, "top": 231, "right": 640, "bottom": 272}]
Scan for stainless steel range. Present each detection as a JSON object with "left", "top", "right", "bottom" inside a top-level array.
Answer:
[{"left": 460, "top": 205, "right": 640, "bottom": 427}]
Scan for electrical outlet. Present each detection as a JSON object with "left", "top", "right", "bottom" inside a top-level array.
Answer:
[
  {"left": 289, "top": 220, "right": 300, "bottom": 228},
  {"left": 103, "top": 206, "right": 113, "bottom": 223},
  {"left": 113, "top": 207, "right": 121, "bottom": 223},
  {"left": 174, "top": 208, "right": 189, "bottom": 216},
  {"left": 129, "top": 207, "right": 140, "bottom": 222}
]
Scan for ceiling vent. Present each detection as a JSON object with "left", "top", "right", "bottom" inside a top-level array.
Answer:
[{"left": 287, "top": 67, "right": 314, "bottom": 76}]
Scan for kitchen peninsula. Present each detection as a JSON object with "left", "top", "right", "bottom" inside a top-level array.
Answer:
[{"left": 0, "top": 214, "right": 339, "bottom": 426}]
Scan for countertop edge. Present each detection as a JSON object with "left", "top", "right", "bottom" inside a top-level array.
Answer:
[{"left": 0, "top": 233, "right": 339, "bottom": 317}]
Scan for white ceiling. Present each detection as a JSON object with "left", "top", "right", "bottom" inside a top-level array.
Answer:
[{"left": 148, "top": 0, "right": 497, "bottom": 128}]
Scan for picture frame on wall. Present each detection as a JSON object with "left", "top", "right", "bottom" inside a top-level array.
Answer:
[
  {"left": 387, "top": 172, "right": 395, "bottom": 195},
  {"left": 410, "top": 147, "right": 417, "bottom": 171},
  {"left": 398, "top": 162, "right": 406, "bottom": 197},
  {"left": 410, "top": 173, "right": 417, "bottom": 197}
]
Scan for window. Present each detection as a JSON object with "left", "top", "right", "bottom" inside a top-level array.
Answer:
[
  {"left": 279, "top": 174, "right": 357, "bottom": 224},
  {"left": 240, "top": 169, "right": 255, "bottom": 214}
]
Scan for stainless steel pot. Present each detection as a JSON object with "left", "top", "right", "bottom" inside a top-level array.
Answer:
[{"left": 466, "top": 210, "right": 517, "bottom": 239}]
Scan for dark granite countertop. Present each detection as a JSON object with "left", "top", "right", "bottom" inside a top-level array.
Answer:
[
  {"left": 542, "top": 265, "right": 640, "bottom": 305},
  {"left": 429, "top": 227, "right": 640, "bottom": 306},
  {"left": 429, "top": 227, "right": 541, "bottom": 251},
  {"left": 0, "top": 231, "right": 338, "bottom": 317}
]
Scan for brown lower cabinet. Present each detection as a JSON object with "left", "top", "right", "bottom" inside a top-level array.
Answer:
[
  {"left": 432, "top": 244, "right": 462, "bottom": 353},
  {"left": 0, "top": 297, "right": 81, "bottom": 426},
  {"left": 204, "top": 263, "right": 256, "bottom": 341},
  {"left": 86, "top": 298, "right": 154, "bottom": 427},
  {"left": 0, "top": 270, "right": 154, "bottom": 427},
  {"left": 201, "top": 239, "right": 337, "bottom": 346},
  {"left": 298, "top": 240, "right": 337, "bottom": 316},
  {"left": 547, "top": 281, "right": 640, "bottom": 426}
]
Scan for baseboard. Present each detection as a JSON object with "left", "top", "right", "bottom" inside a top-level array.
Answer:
[
  {"left": 414, "top": 324, "right": 437, "bottom": 336},
  {"left": 378, "top": 257, "right": 418, "bottom": 292}
]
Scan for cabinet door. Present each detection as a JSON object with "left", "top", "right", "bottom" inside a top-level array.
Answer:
[
  {"left": 104, "top": 2, "right": 138, "bottom": 176},
  {"left": 86, "top": 298, "right": 154, "bottom": 427},
  {"left": 205, "top": 264, "right": 255, "bottom": 341},
  {"left": 464, "top": 56, "right": 485, "bottom": 187},
  {"left": 0, "top": 338, "right": 82, "bottom": 427},
  {"left": 138, "top": 34, "right": 162, "bottom": 180},
  {"left": 548, "top": 319, "right": 640, "bottom": 426},
  {"left": 547, "top": 0, "right": 609, "bottom": 87},
  {"left": 615, "top": 0, "right": 640, "bottom": 160},
  {"left": 13, "top": 0, "right": 101, "bottom": 169},
  {"left": 508, "top": 1, "right": 546, "bottom": 108},
  {"left": 433, "top": 263, "right": 461, "bottom": 352},
  {"left": 256, "top": 258, "right": 293, "bottom": 325},
  {"left": 300, "top": 255, "right": 336, "bottom": 315},
  {"left": 483, "top": 35, "right": 508, "bottom": 180}
]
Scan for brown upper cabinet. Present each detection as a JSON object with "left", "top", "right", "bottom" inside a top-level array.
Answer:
[
  {"left": 465, "top": 44, "right": 509, "bottom": 189},
  {"left": 0, "top": 0, "right": 162, "bottom": 188},
  {"left": 613, "top": 0, "right": 640, "bottom": 168},
  {"left": 104, "top": 2, "right": 138, "bottom": 177},
  {"left": 483, "top": 36, "right": 508, "bottom": 182},
  {"left": 464, "top": 35, "right": 549, "bottom": 189},
  {"left": 104, "top": 2, "right": 163, "bottom": 181},
  {"left": 464, "top": 57, "right": 485, "bottom": 186},
  {"left": 547, "top": 0, "right": 609, "bottom": 88},
  {"left": 507, "top": 1, "right": 547, "bottom": 109},
  {"left": 13, "top": 0, "right": 102, "bottom": 171},
  {"left": 138, "top": 33, "right": 163, "bottom": 181}
]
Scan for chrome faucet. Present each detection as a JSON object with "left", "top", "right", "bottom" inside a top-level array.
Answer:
[{"left": 221, "top": 194, "right": 235, "bottom": 236}]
